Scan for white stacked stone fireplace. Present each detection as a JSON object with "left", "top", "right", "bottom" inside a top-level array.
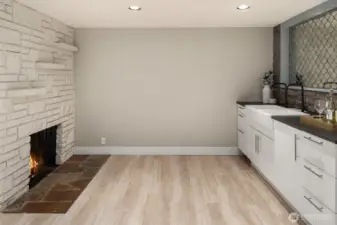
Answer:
[{"left": 0, "top": 0, "right": 76, "bottom": 209}]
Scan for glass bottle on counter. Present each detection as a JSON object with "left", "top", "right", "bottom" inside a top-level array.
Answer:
[{"left": 325, "top": 88, "right": 336, "bottom": 122}]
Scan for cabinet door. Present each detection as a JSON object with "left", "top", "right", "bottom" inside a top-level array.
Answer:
[
  {"left": 246, "top": 127, "right": 259, "bottom": 166},
  {"left": 259, "top": 134, "right": 275, "bottom": 183},
  {"left": 245, "top": 126, "right": 253, "bottom": 161},
  {"left": 237, "top": 111, "right": 248, "bottom": 156},
  {"left": 238, "top": 130, "right": 246, "bottom": 155},
  {"left": 274, "top": 128, "right": 302, "bottom": 210}
]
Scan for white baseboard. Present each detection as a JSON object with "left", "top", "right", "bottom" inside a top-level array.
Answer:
[{"left": 74, "top": 146, "right": 242, "bottom": 156}]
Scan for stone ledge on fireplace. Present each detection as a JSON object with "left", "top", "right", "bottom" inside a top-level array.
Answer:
[{"left": 3, "top": 155, "right": 110, "bottom": 214}]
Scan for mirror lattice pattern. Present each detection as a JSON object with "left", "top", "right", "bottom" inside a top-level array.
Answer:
[{"left": 290, "top": 9, "right": 337, "bottom": 88}]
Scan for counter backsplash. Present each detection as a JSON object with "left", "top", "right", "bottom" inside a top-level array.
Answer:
[{"left": 273, "top": 88, "right": 329, "bottom": 113}]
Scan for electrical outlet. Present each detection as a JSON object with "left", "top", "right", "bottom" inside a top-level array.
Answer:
[{"left": 101, "top": 137, "right": 106, "bottom": 145}]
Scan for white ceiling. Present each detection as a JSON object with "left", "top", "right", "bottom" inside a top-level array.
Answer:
[{"left": 18, "top": 0, "right": 326, "bottom": 28}]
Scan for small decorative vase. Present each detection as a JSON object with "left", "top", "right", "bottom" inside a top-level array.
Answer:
[{"left": 262, "top": 85, "right": 271, "bottom": 104}]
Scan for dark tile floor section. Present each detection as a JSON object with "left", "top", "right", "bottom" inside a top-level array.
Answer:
[{"left": 3, "top": 155, "right": 110, "bottom": 214}]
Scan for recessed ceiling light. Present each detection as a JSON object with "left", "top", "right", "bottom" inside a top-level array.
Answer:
[
  {"left": 237, "top": 4, "right": 250, "bottom": 10},
  {"left": 129, "top": 5, "right": 142, "bottom": 11}
]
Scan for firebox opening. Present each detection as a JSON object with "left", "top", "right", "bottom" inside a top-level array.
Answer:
[{"left": 29, "top": 125, "right": 58, "bottom": 189}]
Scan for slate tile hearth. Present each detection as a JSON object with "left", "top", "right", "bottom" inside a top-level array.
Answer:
[{"left": 3, "top": 155, "right": 110, "bottom": 214}]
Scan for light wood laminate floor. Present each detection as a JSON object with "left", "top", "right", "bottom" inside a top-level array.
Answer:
[{"left": 0, "top": 156, "right": 296, "bottom": 225}]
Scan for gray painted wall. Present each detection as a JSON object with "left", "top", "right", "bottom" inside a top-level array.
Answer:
[{"left": 75, "top": 28, "right": 273, "bottom": 147}]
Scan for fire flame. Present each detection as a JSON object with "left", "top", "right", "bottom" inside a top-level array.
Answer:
[{"left": 30, "top": 155, "right": 39, "bottom": 176}]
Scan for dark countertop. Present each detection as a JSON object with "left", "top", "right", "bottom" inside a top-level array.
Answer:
[
  {"left": 237, "top": 101, "right": 272, "bottom": 106},
  {"left": 272, "top": 116, "right": 337, "bottom": 144}
]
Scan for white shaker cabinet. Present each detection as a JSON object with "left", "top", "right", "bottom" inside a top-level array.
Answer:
[
  {"left": 274, "top": 122, "right": 336, "bottom": 225},
  {"left": 237, "top": 104, "right": 264, "bottom": 163},
  {"left": 236, "top": 103, "right": 337, "bottom": 225},
  {"left": 258, "top": 132, "right": 275, "bottom": 183},
  {"left": 249, "top": 126, "right": 274, "bottom": 182},
  {"left": 247, "top": 126, "right": 260, "bottom": 166},
  {"left": 237, "top": 129, "right": 246, "bottom": 155},
  {"left": 237, "top": 104, "right": 276, "bottom": 182},
  {"left": 237, "top": 104, "right": 250, "bottom": 157},
  {"left": 274, "top": 121, "right": 302, "bottom": 210},
  {"left": 296, "top": 132, "right": 337, "bottom": 225}
]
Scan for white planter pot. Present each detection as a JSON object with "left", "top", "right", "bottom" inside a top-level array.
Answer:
[{"left": 262, "top": 85, "right": 271, "bottom": 104}]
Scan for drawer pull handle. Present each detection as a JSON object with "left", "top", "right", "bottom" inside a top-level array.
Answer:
[
  {"left": 238, "top": 114, "right": 244, "bottom": 118},
  {"left": 304, "top": 165, "right": 323, "bottom": 178},
  {"left": 255, "top": 135, "right": 258, "bottom": 153},
  {"left": 294, "top": 135, "right": 299, "bottom": 161},
  {"left": 304, "top": 196, "right": 323, "bottom": 212},
  {"left": 304, "top": 136, "right": 323, "bottom": 145},
  {"left": 255, "top": 135, "right": 260, "bottom": 154},
  {"left": 238, "top": 129, "right": 244, "bottom": 134}
]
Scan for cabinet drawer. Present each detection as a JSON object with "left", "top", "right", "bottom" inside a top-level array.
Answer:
[
  {"left": 299, "top": 159, "right": 337, "bottom": 213},
  {"left": 297, "top": 134, "right": 337, "bottom": 178},
  {"left": 238, "top": 115, "right": 246, "bottom": 131},
  {"left": 298, "top": 188, "right": 335, "bottom": 225},
  {"left": 237, "top": 104, "right": 247, "bottom": 132},
  {"left": 237, "top": 104, "right": 245, "bottom": 116}
]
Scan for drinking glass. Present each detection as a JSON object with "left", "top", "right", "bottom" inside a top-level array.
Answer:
[{"left": 314, "top": 99, "right": 326, "bottom": 119}]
